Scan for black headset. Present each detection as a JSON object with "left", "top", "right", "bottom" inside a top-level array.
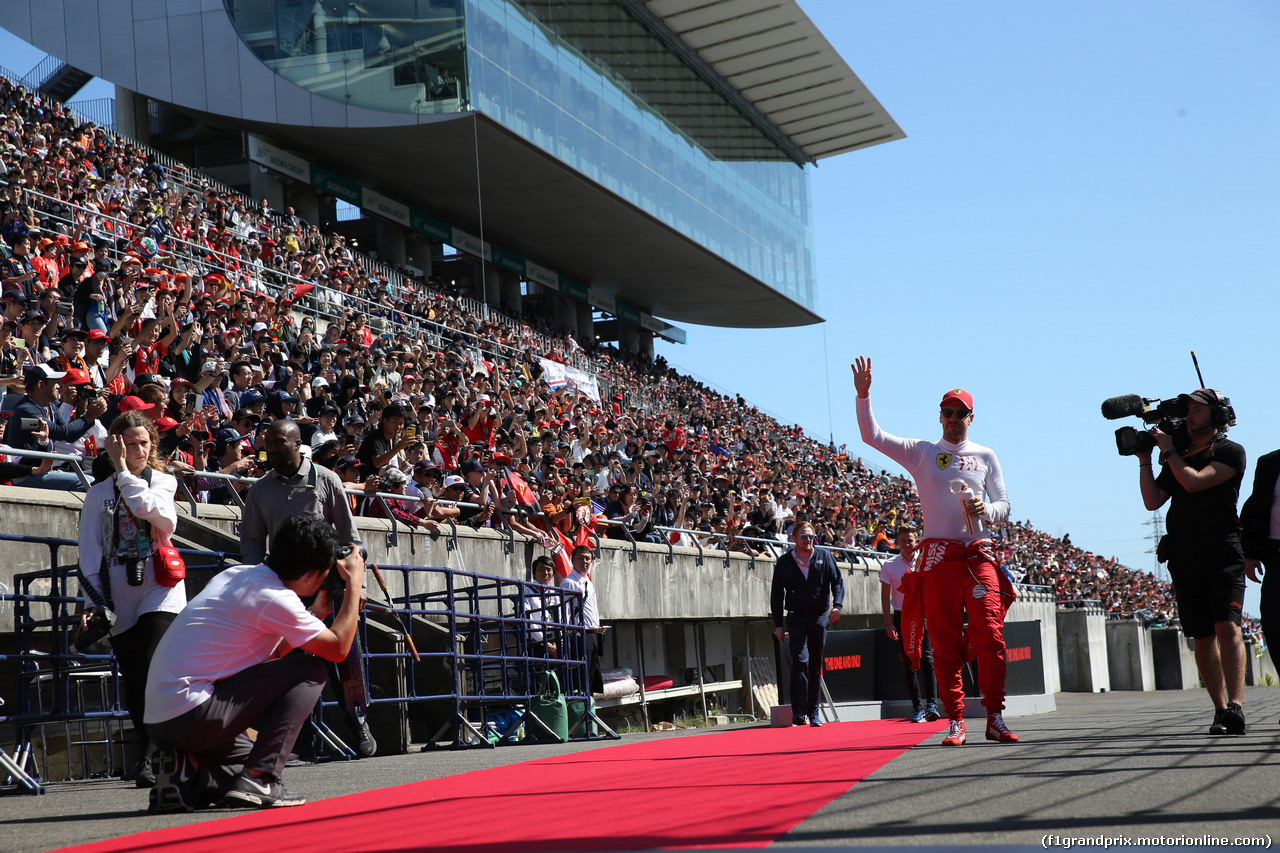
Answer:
[{"left": 1194, "top": 389, "right": 1236, "bottom": 429}]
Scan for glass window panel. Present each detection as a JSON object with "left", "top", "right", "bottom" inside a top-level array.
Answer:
[{"left": 226, "top": 0, "right": 819, "bottom": 309}]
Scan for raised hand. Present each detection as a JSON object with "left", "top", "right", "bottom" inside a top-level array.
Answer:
[{"left": 851, "top": 356, "right": 873, "bottom": 398}]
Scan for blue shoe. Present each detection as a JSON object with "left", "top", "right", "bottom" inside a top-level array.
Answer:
[
  {"left": 791, "top": 715, "right": 807, "bottom": 726},
  {"left": 809, "top": 717, "right": 823, "bottom": 727},
  {"left": 924, "top": 703, "right": 940, "bottom": 722},
  {"left": 910, "top": 707, "right": 927, "bottom": 723}
]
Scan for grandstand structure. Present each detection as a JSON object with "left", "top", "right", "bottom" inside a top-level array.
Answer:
[{"left": 3, "top": 0, "right": 905, "bottom": 352}]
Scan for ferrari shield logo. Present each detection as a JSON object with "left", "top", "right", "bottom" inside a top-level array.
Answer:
[{"left": 936, "top": 453, "right": 952, "bottom": 470}]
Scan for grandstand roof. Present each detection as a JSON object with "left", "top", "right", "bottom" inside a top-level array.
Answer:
[{"left": 626, "top": 0, "right": 906, "bottom": 162}]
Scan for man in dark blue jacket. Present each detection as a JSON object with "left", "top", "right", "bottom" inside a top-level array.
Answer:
[
  {"left": 771, "top": 520, "right": 844, "bottom": 726},
  {"left": 3, "top": 363, "right": 106, "bottom": 490}
]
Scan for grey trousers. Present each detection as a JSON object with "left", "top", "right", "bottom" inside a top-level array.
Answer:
[{"left": 149, "top": 654, "right": 325, "bottom": 789}]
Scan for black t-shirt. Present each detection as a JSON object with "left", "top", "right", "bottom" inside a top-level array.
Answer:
[
  {"left": 355, "top": 429, "right": 395, "bottom": 477},
  {"left": 1157, "top": 434, "right": 1245, "bottom": 547}
]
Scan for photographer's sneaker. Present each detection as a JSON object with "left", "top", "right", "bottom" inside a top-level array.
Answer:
[
  {"left": 1220, "top": 703, "right": 1246, "bottom": 735},
  {"left": 924, "top": 702, "right": 940, "bottom": 722},
  {"left": 986, "top": 713, "right": 1019, "bottom": 743},
  {"left": 352, "top": 711, "right": 377, "bottom": 758},
  {"left": 148, "top": 748, "right": 196, "bottom": 814},
  {"left": 941, "top": 720, "right": 966, "bottom": 746},
  {"left": 221, "top": 772, "right": 307, "bottom": 809},
  {"left": 909, "top": 707, "right": 927, "bottom": 724}
]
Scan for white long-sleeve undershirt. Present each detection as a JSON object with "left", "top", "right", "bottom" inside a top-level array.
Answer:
[{"left": 857, "top": 396, "right": 1009, "bottom": 544}]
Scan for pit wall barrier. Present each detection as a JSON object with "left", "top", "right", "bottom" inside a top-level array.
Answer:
[
  {"left": 1105, "top": 619, "right": 1157, "bottom": 691},
  {"left": 1057, "top": 605, "right": 1111, "bottom": 693}
]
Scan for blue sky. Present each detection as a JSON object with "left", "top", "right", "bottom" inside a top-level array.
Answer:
[{"left": 4, "top": 1, "right": 1279, "bottom": 615}]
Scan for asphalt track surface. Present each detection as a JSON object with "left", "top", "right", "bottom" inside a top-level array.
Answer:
[{"left": 4, "top": 688, "right": 1279, "bottom": 853}]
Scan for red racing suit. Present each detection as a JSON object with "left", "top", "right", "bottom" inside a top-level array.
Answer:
[{"left": 906, "top": 538, "right": 1016, "bottom": 719}]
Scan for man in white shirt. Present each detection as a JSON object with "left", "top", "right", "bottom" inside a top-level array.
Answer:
[
  {"left": 560, "top": 546, "right": 604, "bottom": 697},
  {"left": 853, "top": 356, "right": 1017, "bottom": 747},
  {"left": 879, "top": 525, "right": 939, "bottom": 723},
  {"left": 144, "top": 515, "right": 366, "bottom": 812}
]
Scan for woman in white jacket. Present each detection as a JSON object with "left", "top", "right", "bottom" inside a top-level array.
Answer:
[{"left": 79, "top": 410, "right": 186, "bottom": 787}]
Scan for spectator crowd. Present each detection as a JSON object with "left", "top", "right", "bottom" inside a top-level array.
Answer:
[{"left": 0, "top": 72, "right": 1242, "bottom": 634}]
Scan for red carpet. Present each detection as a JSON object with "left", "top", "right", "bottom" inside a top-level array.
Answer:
[{"left": 61, "top": 720, "right": 945, "bottom": 853}]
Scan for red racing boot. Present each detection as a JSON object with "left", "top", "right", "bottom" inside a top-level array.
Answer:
[
  {"left": 941, "top": 719, "right": 966, "bottom": 746},
  {"left": 986, "top": 713, "right": 1019, "bottom": 743}
]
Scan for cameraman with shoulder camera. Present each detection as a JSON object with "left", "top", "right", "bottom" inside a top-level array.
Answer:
[
  {"left": 1137, "top": 388, "right": 1247, "bottom": 735},
  {"left": 145, "top": 515, "right": 365, "bottom": 812}
]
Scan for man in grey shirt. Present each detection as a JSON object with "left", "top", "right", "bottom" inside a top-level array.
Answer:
[
  {"left": 239, "top": 419, "right": 372, "bottom": 757},
  {"left": 240, "top": 419, "right": 360, "bottom": 564}
]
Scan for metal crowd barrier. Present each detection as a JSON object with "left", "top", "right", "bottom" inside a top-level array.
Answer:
[
  {"left": 0, "top": 534, "right": 236, "bottom": 794},
  {"left": 349, "top": 563, "right": 617, "bottom": 751},
  {"left": 0, "top": 534, "right": 616, "bottom": 794}
]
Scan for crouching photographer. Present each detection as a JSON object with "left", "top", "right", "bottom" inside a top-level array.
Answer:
[
  {"left": 1133, "top": 388, "right": 1247, "bottom": 736},
  {"left": 143, "top": 515, "right": 366, "bottom": 812}
]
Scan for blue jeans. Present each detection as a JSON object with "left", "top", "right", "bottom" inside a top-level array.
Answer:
[
  {"left": 12, "top": 468, "right": 88, "bottom": 492},
  {"left": 85, "top": 305, "right": 109, "bottom": 333},
  {"left": 786, "top": 610, "right": 830, "bottom": 720}
]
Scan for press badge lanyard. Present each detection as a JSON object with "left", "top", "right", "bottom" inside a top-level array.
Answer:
[
  {"left": 281, "top": 460, "right": 318, "bottom": 501},
  {"left": 109, "top": 470, "right": 154, "bottom": 564}
]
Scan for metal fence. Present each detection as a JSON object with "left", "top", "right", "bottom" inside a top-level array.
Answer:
[{"left": 0, "top": 533, "right": 613, "bottom": 794}]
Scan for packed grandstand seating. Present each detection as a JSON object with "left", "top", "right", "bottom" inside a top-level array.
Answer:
[{"left": 0, "top": 73, "right": 1259, "bottom": 637}]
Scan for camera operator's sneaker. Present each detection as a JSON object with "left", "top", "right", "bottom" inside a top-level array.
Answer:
[
  {"left": 148, "top": 748, "right": 197, "bottom": 813},
  {"left": 791, "top": 714, "right": 807, "bottom": 726},
  {"left": 1209, "top": 708, "right": 1228, "bottom": 735},
  {"left": 1219, "top": 703, "right": 1246, "bottom": 735},
  {"left": 222, "top": 772, "right": 307, "bottom": 809},
  {"left": 941, "top": 720, "right": 966, "bottom": 746},
  {"left": 924, "top": 702, "right": 940, "bottom": 722},
  {"left": 985, "top": 713, "right": 1019, "bottom": 743},
  {"left": 910, "top": 707, "right": 927, "bottom": 724}
]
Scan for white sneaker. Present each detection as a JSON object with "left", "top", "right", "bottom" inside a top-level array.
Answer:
[{"left": 942, "top": 719, "right": 966, "bottom": 746}]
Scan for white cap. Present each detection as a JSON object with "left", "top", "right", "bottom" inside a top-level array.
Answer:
[{"left": 442, "top": 475, "right": 466, "bottom": 489}]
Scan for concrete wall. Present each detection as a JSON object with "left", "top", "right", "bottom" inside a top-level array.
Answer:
[
  {"left": 0, "top": 488, "right": 1064, "bottom": 712},
  {"left": 1105, "top": 619, "right": 1156, "bottom": 691},
  {"left": 0, "top": 486, "right": 872, "bottom": 628},
  {"left": 1057, "top": 605, "right": 1110, "bottom": 693},
  {"left": 1151, "top": 627, "right": 1198, "bottom": 691}
]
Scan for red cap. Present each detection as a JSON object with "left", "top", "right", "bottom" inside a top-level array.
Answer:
[
  {"left": 85, "top": 329, "right": 110, "bottom": 342},
  {"left": 155, "top": 416, "right": 180, "bottom": 431},
  {"left": 940, "top": 388, "right": 973, "bottom": 411},
  {"left": 117, "top": 396, "right": 151, "bottom": 413},
  {"left": 60, "top": 368, "right": 91, "bottom": 385}
]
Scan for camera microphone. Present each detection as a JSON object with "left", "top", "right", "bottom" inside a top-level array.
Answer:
[{"left": 1100, "top": 394, "right": 1145, "bottom": 420}]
